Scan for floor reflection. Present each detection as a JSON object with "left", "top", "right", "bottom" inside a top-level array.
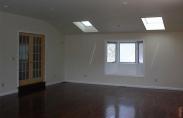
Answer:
[
  {"left": 105, "top": 97, "right": 135, "bottom": 118},
  {"left": 18, "top": 91, "right": 46, "bottom": 117},
  {"left": 178, "top": 106, "right": 183, "bottom": 118},
  {"left": 105, "top": 97, "right": 116, "bottom": 118},
  {"left": 119, "top": 104, "right": 135, "bottom": 118},
  {"left": 1, "top": 83, "right": 183, "bottom": 118}
]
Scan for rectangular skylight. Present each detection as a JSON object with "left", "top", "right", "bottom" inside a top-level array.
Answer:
[
  {"left": 73, "top": 21, "right": 98, "bottom": 32},
  {"left": 141, "top": 17, "right": 165, "bottom": 30},
  {"left": 81, "top": 21, "right": 92, "bottom": 27}
]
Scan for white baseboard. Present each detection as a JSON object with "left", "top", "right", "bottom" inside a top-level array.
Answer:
[
  {"left": 65, "top": 80, "right": 183, "bottom": 91},
  {"left": 0, "top": 89, "right": 18, "bottom": 97},
  {"left": 0, "top": 81, "right": 64, "bottom": 97},
  {"left": 46, "top": 80, "right": 64, "bottom": 86},
  {"left": 1, "top": 80, "right": 182, "bottom": 97}
]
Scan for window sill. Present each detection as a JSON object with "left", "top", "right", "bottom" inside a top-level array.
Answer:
[{"left": 115, "top": 75, "right": 144, "bottom": 78}]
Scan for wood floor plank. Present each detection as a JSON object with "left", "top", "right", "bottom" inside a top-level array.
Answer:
[{"left": 0, "top": 82, "right": 183, "bottom": 118}]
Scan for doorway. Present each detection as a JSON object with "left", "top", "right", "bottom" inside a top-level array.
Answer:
[{"left": 19, "top": 32, "right": 45, "bottom": 94}]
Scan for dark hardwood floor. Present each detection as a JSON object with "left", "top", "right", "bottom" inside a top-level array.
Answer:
[{"left": 0, "top": 82, "right": 183, "bottom": 118}]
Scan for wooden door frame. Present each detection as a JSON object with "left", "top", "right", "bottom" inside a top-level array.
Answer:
[{"left": 18, "top": 32, "right": 45, "bottom": 87}]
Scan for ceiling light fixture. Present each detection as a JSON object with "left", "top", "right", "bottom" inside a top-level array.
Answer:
[
  {"left": 141, "top": 17, "right": 165, "bottom": 30},
  {"left": 73, "top": 21, "right": 98, "bottom": 32}
]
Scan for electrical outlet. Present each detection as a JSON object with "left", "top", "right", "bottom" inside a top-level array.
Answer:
[
  {"left": 11, "top": 57, "right": 15, "bottom": 61},
  {"left": 154, "top": 78, "right": 158, "bottom": 82},
  {"left": 83, "top": 74, "right": 88, "bottom": 78},
  {"left": 53, "top": 75, "right": 56, "bottom": 78}
]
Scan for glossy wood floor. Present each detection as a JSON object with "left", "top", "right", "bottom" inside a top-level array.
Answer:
[{"left": 0, "top": 82, "right": 183, "bottom": 118}]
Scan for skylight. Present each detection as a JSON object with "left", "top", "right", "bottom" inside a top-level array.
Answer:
[
  {"left": 141, "top": 17, "right": 165, "bottom": 30},
  {"left": 82, "top": 21, "right": 92, "bottom": 27},
  {"left": 73, "top": 21, "right": 98, "bottom": 32}
]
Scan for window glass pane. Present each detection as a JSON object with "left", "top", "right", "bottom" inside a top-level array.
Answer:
[
  {"left": 120, "top": 43, "right": 135, "bottom": 62},
  {"left": 107, "top": 43, "right": 116, "bottom": 62},
  {"left": 139, "top": 43, "right": 143, "bottom": 63}
]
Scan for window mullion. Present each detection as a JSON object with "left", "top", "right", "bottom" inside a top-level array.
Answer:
[
  {"left": 117, "top": 42, "right": 120, "bottom": 63},
  {"left": 136, "top": 42, "right": 139, "bottom": 63}
]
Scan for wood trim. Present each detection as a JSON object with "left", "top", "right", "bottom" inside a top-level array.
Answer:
[
  {"left": 19, "top": 79, "right": 43, "bottom": 86},
  {"left": 29, "top": 35, "right": 33, "bottom": 83},
  {"left": 18, "top": 82, "right": 45, "bottom": 96},
  {"left": 19, "top": 32, "right": 45, "bottom": 37},
  {"left": 19, "top": 32, "right": 45, "bottom": 87},
  {"left": 41, "top": 35, "right": 45, "bottom": 82}
]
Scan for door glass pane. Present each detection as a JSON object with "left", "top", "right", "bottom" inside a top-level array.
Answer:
[
  {"left": 19, "top": 35, "right": 29, "bottom": 80},
  {"left": 33, "top": 36, "right": 42, "bottom": 79}
]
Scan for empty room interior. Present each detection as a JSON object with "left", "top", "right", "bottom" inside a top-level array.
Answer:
[{"left": 0, "top": 0, "right": 183, "bottom": 118}]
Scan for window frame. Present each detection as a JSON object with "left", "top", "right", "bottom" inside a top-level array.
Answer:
[
  {"left": 137, "top": 41, "right": 143, "bottom": 64},
  {"left": 106, "top": 41, "right": 143, "bottom": 64},
  {"left": 106, "top": 42, "right": 117, "bottom": 63},
  {"left": 119, "top": 42, "right": 136, "bottom": 64}
]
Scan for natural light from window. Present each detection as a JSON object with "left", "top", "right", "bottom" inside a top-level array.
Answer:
[
  {"left": 120, "top": 43, "right": 136, "bottom": 63},
  {"left": 107, "top": 43, "right": 116, "bottom": 63},
  {"left": 105, "top": 41, "right": 144, "bottom": 76},
  {"left": 139, "top": 42, "right": 143, "bottom": 63}
]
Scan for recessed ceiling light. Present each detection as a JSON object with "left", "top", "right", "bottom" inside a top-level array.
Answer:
[
  {"left": 73, "top": 21, "right": 98, "bottom": 33},
  {"left": 81, "top": 21, "right": 92, "bottom": 27},
  {"left": 141, "top": 17, "right": 165, "bottom": 30}
]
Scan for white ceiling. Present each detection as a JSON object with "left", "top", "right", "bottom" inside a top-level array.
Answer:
[{"left": 0, "top": 0, "right": 183, "bottom": 34}]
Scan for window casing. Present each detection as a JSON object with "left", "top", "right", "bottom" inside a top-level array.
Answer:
[
  {"left": 138, "top": 42, "right": 143, "bottom": 63},
  {"left": 106, "top": 41, "right": 143, "bottom": 63},
  {"left": 106, "top": 42, "right": 117, "bottom": 63}
]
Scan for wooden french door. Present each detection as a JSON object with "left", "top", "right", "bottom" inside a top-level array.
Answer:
[{"left": 19, "top": 32, "right": 45, "bottom": 87}]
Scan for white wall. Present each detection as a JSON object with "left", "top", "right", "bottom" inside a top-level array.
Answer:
[
  {"left": 0, "top": 12, "right": 64, "bottom": 96},
  {"left": 65, "top": 32, "right": 183, "bottom": 90}
]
